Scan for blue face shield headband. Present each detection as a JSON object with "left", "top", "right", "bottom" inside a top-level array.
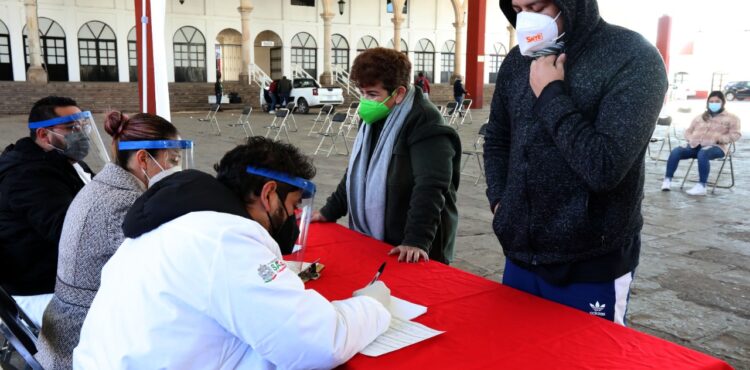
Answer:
[
  {"left": 246, "top": 165, "right": 316, "bottom": 270},
  {"left": 245, "top": 166, "right": 316, "bottom": 199},
  {"left": 28, "top": 111, "right": 93, "bottom": 129},
  {"left": 118, "top": 140, "right": 195, "bottom": 171}
]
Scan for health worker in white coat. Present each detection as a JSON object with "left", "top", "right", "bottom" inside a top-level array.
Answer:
[{"left": 73, "top": 137, "right": 392, "bottom": 369}]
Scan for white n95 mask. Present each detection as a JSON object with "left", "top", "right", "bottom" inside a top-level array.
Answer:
[{"left": 516, "top": 11, "right": 564, "bottom": 57}]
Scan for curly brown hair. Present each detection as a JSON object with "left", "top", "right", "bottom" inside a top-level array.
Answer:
[{"left": 350, "top": 47, "right": 411, "bottom": 93}]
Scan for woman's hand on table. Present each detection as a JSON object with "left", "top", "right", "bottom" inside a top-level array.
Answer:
[{"left": 389, "top": 245, "right": 429, "bottom": 263}]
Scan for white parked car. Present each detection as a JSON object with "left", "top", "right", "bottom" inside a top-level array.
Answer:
[{"left": 263, "top": 78, "right": 344, "bottom": 114}]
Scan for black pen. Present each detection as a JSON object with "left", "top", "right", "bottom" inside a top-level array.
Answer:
[{"left": 369, "top": 262, "right": 387, "bottom": 285}]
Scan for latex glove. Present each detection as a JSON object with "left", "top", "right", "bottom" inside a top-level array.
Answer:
[
  {"left": 353, "top": 280, "right": 391, "bottom": 308},
  {"left": 388, "top": 245, "right": 429, "bottom": 263}
]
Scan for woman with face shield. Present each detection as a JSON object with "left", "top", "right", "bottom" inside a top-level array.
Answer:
[{"left": 36, "top": 111, "right": 188, "bottom": 370}]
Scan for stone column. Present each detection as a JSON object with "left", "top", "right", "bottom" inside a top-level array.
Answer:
[
  {"left": 24, "top": 0, "right": 47, "bottom": 83},
  {"left": 391, "top": 0, "right": 405, "bottom": 52},
  {"left": 449, "top": 0, "right": 467, "bottom": 83},
  {"left": 237, "top": 0, "right": 254, "bottom": 84},
  {"left": 452, "top": 20, "right": 464, "bottom": 83},
  {"left": 319, "top": 12, "right": 335, "bottom": 85}
]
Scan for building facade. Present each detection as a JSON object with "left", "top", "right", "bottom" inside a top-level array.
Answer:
[{"left": 0, "top": 0, "right": 513, "bottom": 84}]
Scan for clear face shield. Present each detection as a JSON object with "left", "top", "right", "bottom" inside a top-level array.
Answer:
[
  {"left": 246, "top": 166, "right": 316, "bottom": 274},
  {"left": 118, "top": 140, "right": 194, "bottom": 187},
  {"left": 28, "top": 111, "right": 110, "bottom": 170}
]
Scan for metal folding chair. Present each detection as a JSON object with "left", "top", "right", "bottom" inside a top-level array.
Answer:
[
  {"left": 265, "top": 109, "right": 291, "bottom": 142},
  {"left": 0, "top": 286, "right": 43, "bottom": 370},
  {"left": 342, "top": 102, "right": 359, "bottom": 136},
  {"left": 443, "top": 102, "right": 459, "bottom": 128},
  {"left": 680, "top": 141, "right": 736, "bottom": 194},
  {"left": 461, "top": 123, "right": 488, "bottom": 184},
  {"left": 227, "top": 106, "right": 254, "bottom": 138},
  {"left": 315, "top": 112, "right": 350, "bottom": 157},
  {"left": 309, "top": 105, "right": 334, "bottom": 136},
  {"left": 285, "top": 102, "right": 299, "bottom": 132},
  {"left": 457, "top": 98, "right": 474, "bottom": 126},
  {"left": 648, "top": 116, "right": 675, "bottom": 162},
  {"left": 197, "top": 104, "right": 221, "bottom": 135}
]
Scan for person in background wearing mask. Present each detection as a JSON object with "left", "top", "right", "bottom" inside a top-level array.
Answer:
[
  {"left": 36, "top": 111, "right": 185, "bottom": 369},
  {"left": 661, "top": 91, "right": 741, "bottom": 196},
  {"left": 312, "top": 47, "right": 461, "bottom": 264},
  {"left": 74, "top": 137, "right": 391, "bottom": 369},
  {"left": 0, "top": 96, "right": 108, "bottom": 327},
  {"left": 484, "top": 0, "right": 668, "bottom": 325}
]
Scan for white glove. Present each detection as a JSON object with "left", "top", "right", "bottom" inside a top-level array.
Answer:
[{"left": 353, "top": 281, "right": 391, "bottom": 308}]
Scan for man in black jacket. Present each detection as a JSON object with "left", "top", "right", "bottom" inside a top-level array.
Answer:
[
  {"left": 0, "top": 96, "right": 94, "bottom": 322},
  {"left": 313, "top": 47, "right": 461, "bottom": 264},
  {"left": 484, "top": 0, "right": 667, "bottom": 324},
  {"left": 277, "top": 76, "right": 293, "bottom": 107}
]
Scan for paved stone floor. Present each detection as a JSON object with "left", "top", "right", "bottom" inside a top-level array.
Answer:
[{"left": 1, "top": 98, "right": 748, "bottom": 368}]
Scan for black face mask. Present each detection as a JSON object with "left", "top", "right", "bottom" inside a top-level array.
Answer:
[{"left": 267, "top": 192, "right": 300, "bottom": 255}]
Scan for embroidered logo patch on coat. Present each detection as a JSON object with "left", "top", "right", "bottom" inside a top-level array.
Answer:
[{"left": 257, "top": 259, "right": 287, "bottom": 283}]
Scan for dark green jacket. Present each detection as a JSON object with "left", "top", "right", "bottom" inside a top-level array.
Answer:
[{"left": 320, "top": 89, "right": 461, "bottom": 264}]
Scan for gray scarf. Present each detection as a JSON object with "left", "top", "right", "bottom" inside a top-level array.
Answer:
[{"left": 346, "top": 86, "right": 416, "bottom": 240}]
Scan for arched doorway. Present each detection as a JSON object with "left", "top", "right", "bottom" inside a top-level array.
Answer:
[
  {"left": 0, "top": 20, "right": 12, "bottom": 80},
  {"left": 127, "top": 27, "right": 137, "bottom": 82},
  {"left": 23, "top": 17, "right": 68, "bottom": 81},
  {"left": 356, "top": 35, "right": 378, "bottom": 56},
  {"left": 173, "top": 26, "right": 206, "bottom": 82},
  {"left": 216, "top": 28, "right": 242, "bottom": 81},
  {"left": 489, "top": 42, "right": 507, "bottom": 82},
  {"left": 331, "top": 33, "right": 349, "bottom": 72},
  {"left": 254, "top": 30, "right": 282, "bottom": 79},
  {"left": 291, "top": 32, "right": 317, "bottom": 78},
  {"left": 441, "top": 40, "right": 455, "bottom": 83},
  {"left": 414, "top": 39, "right": 435, "bottom": 82},
  {"left": 78, "top": 21, "right": 118, "bottom": 81}
]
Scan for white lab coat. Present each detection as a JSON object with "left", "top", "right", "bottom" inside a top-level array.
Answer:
[{"left": 73, "top": 211, "right": 391, "bottom": 369}]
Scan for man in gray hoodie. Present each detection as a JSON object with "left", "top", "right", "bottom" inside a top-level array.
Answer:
[{"left": 484, "top": 0, "right": 668, "bottom": 325}]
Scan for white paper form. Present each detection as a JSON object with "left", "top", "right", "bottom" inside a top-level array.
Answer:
[
  {"left": 360, "top": 316, "right": 444, "bottom": 357},
  {"left": 390, "top": 296, "right": 427, "bottom": 320}
]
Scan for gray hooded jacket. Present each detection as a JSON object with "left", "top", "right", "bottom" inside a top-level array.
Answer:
[{"left": 485, "top": 0, "right": 668, "bottom": 283}]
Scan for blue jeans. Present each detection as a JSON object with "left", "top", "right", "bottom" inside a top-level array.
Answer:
[
  {"left": 665, "top": 145, "right": 725, "bottom": 184},
  {"left": 269, "top": 93, "right": 277, "bottom": 111},
  {"left": 280, "top": 93, "right": 290, "bottom": 107},
  {"left": 215, "top": 93, "right": 222, "bottom": 105}
]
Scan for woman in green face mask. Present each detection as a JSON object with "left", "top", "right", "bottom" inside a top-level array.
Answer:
[{"left": 311, "top": 47, "right": 463, "bottom": 266}]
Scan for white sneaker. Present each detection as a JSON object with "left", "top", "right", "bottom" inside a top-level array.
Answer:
[
  {"left": 661, "top": 178, "right": 672, "bottom": 191},
  {"left": 686, "top": 183, "right": 707, "bottom": 196},
  {"left": 269, "top": 110, "right": 275, "bottom": 114}
]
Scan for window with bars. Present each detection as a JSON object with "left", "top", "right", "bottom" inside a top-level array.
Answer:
[
  {"left": 0, "top": 35, "right": 10, "bottom": 64},
  {"left": 332, "top": 34, "right": 349, "bottom": 71},
  {"left": 173, "top": 26, "right": 207, "bottom": 82},
  {"left": 0, "top": 26, "right": 11, "bottom": 80},
  {"left": 386, "top": 0, "right": 407, "bottom": 14},
  {"left": 489, "top": 42, "right": 507, "bottom": 83},
  {"left": 413, "top": 39, "right": 434, "bottom": 82},
  {"left": 23, "top": 17, "right": 68, "bottom": 81},
  {"left": 127, "top": 27, "right": 137, "bottom": 82},
  {"left": 77, "top": 21, "right": 118, "bottom": 81},
  {"left": 291, "top": 32, "right": 317, "bottom": 78},
  {"left": 441, "top": 53, "right": 454, "bottom": 82},
  {"left": 356, "top": 35, "right": 378, "bottom": 55}
]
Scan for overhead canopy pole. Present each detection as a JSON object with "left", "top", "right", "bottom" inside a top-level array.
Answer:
[{"left": 134, "top": 0, "right": 171, "bottom": 120}]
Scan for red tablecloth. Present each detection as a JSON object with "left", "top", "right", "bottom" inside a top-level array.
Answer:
[{"left": 303, "top": 223, "right": 733, "bottom": 370}]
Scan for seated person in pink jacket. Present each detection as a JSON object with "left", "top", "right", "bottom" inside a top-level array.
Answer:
[{"left": 661, "top": 91, "right": 741, "bottom": 195}]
